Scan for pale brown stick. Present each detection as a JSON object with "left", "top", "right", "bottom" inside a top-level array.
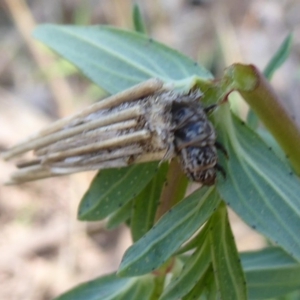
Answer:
[
  {"left": 7, "top": 150, "right": 168, "bottom": 185},
  {"left": 37, "top": 78, "right": 162, "bottom": 134},
  {"left": 2, "top": 78, "right": 163, "bottom": 161},
  {"left": 51, "top": 146, "right": 143, "bottom": 167},
  {"left": 8, "top": 165, "right": 54, "bottom": 183},
  {"left": 43, "top": 130, "right": 151, "bottom": 163},
  {"left": 134, "top": 151, "right": 167, "bottom": 163},
  {"left": 16, "top": 158, "right": 41, "bottom": 168},
  {"left": 7, "top": 159, "right": 128, "bottom": 184},
  {"left": 50, "top": 159, "right": 129, "bottom": 174},
  {"left": 2, "top": 105, "right": 143, "bottom": 160},
  {"left": 35, "top": 119, "right": 137, "bottom": 156}
]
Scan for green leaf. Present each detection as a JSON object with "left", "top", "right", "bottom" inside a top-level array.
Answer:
[
  {"left": 131, "top": 162, "right": 169, "bottom": 242},
  {"left": 181, "top": 267, "right": 212, "bottom": 300},
  {"left": 216, "top": 105, "right": 300, "bottom": 262},
  {"left": 256, "top": 127, "right": 287, "bottom": 165},
  {"left": 247, "top": 33, "right": 293, "bottom": 128},
  {"left": 206, "top": 278, "right": 218, "bottom": 300},
  {"left": 78, "top": 163, "right": 158, "bottom": 221},
  {"left": 34, "top": 25, "right": 212, "bottom": 94},
  {"left": 132, "top": 3, "right": 147, "bottom": 34},
  {"left": 271, "top": 290, "right": 300, "bottom": 300},
  {"left": 202, "top": 267, "right": 217, "bottom": 300},
  {"left": 209, "top": 202, "right": 247, "bottom": 300},
  {"left": 241, "top": 247, "right": 300, "bottom": 300},
  {"left": 176, "top": 217, "right": 211, "bottom": 255},
  {"left": 246, "top": 110, "right": 259, "bottom": 130},
  {"left": 54, "top": 272, "right": 155, "bottom": 300},
  {"left": 106, "top": 200, "right": 133, "bottom": 230},
  {"left": 160, "top": 238, "right": 211, "bottom": 300},
  {"left": 263, "top": 33, "right": 293, "bottom": 80},
  {"left": 118, "top": 187, "right": 221, "bottom": 277}
]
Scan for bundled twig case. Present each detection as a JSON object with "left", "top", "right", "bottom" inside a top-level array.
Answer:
[{"left": 2, "top": 79, "right": 221, "bottom": 185}]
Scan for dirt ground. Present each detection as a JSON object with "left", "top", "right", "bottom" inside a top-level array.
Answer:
[{"left": 0, "top": 0, "right": 299, "bottom": 299}]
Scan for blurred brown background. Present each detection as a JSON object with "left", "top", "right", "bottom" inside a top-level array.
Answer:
[{"left": 0, "top": 0, "right": 299, "bottom": 299}]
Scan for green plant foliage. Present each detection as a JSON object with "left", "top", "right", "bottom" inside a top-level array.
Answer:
[
  {"left": 34, "top": 25, "right": 212, "bottom": 95},
  {"left": 209, "top": 202, "right": 247, "bottom": 300},
  {"left": 175, "top": 216, "right": 211, "bottom": 255},
  {"left": 205, "top": 272, "right": 218, "bottom": 300},
  {"left": 131, "top": 162, "right": 169, "bottom": 242},
  {"left": 263, "top": 33, "right": 293, "bottom": 80},
  {"left": 241, "top": 247, "right": 300, "bottom": 299},
  {"left": 33, "top": 23, "right": 300, "bottom": 300},
  {"left": 54, "top": 273, "right": 155, "bottom": 300},
  {"left": 132, "top": 3, "right": 147, "bottom": 34},
  {"left": 181, "top": 267, "right": 212, "bottom": 300},
  {"left": 118, "top": 187, "right": 220, "bottom": 277},
  {"left": 78, "top": 162, "right": 158, "bottom": 221},
  {"left": 255, "top": 128, "right": 287, "bottom": 165},
  {"left": 247, "top": 33, "right": 293, "bottom": 129},
  {"left": 106, "top": 199, "right": 133, "bottom": 230},
  {"left": 160, "top": 238, "right": 211, "bottom": 300},
  {"left": 271, "top": 290, "right": 300, "bottom": 300},
  {"left": 216, "top": 106, "right": 300, "bottom": 262}
]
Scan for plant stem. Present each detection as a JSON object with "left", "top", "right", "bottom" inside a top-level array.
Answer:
[{"left": 225, "top": 63, "right": 300, "bottom": 175}]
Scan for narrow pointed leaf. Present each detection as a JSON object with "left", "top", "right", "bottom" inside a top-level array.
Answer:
[
  {"left": 132, "top": 3, "right": 147, "bottom": 34},
  {"left": 241, "top": 247, "right": 300, "bottom": 300},
  {"left": 182, "top": 267, "right": 212, "bottom": 300},
  {"left": 247, "top": 33, "right": 293, "bottom": 128},
  {"left": 209, "top": 202, "right": 247, "bottom": 300},
  {"left": 204, "top": 267, "right": 218, "bottom": 300},
  {"left": 54, "top": 272, "right": 154, "bottom": 300},
  {"left": 176, "top": 218, "right": 211, "bottom": 255},
  {"left": 106, "top": 200, "right": 133, "bottom": 230},
  {"left": 118, "top": 187, "right": 221, "bottom": 277},
  {"left": 34, "top": 25, "right": 212, "bottom": 94},
  {"left": 216, "top": 106, "right": 300, "bottom": 262},
  {"left": 115, "top": 275, "right": 155, "bottom": 300},
  {"left": 78, "top": 163, "right": 158, "bottom": 221},
  {"left": 256, "top": 128, "right": 287, "bottom": 165},
  {"left": 131, "top": 162, "right": 169, "bottom": 242},
  {"left": 207, "top": 279, "right": 218, "bottom": 300},
  {"left": 160, "top": 239, "right": 211, "bottom": 300},
  {"left": 263, "top": 33, "right": 293, "bottom": 80}
]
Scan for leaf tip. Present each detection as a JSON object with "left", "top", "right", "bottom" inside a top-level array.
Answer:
[{"left": 117, "top": 263, "right": 133, "bottom": 277}]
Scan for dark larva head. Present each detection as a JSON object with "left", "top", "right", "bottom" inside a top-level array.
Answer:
[
  {"left": 181, "top": 146, "right": 217, "bottom": 172},
  {"left": 189, "top": 168, "right": 217, "bottom": 186}
]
